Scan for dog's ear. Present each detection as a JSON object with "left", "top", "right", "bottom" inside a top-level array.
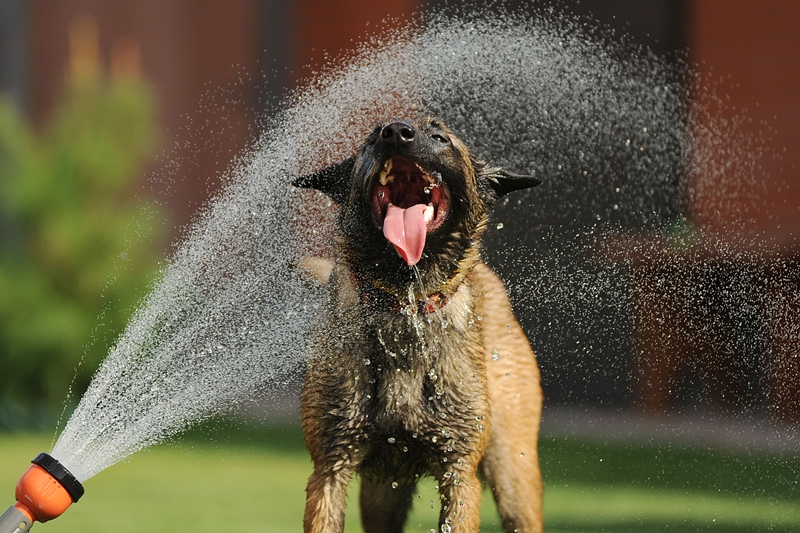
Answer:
[
  {"left": 292, "top": 156, "right": 355, "bottom": 204},
  {"left": 474, "top": 158, "right": 541, "bottom": 202}
]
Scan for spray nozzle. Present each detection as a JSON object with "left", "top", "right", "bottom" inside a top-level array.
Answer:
[{"left": 0, "top": 453, "right": 84, "bottom": 533}]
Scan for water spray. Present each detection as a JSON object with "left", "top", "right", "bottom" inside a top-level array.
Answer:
[
  {"left": 0, "top": 8, "right": 777, "bottom": 532},
  {"left": 0, "top": 454, "right": 84, "bottom": 533}
]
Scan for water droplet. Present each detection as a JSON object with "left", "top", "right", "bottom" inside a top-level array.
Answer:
[
  {"left": 496, "top": 222, "right": 504, "bottom": 230},
  {"left": 491, "top": 349, "right": 500, "bottom": 360},
  {"left": 392, "top": 481, "right": 399, "bottom": 489},
  {"left": 388, "top": 437, "right": 396, "bottom": 443}
]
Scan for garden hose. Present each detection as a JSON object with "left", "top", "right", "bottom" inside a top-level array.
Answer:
[{"left": 0, "top": 453, "right": 84, "bottom": 533}]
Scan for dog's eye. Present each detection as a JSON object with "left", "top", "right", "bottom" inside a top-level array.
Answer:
[{"left": 432, "top": 134, "right": 450, "bottom": 144}]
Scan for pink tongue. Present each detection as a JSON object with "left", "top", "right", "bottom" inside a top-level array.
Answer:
[{"left": 383, "top": 203, "right": 428, "bottom": 266}]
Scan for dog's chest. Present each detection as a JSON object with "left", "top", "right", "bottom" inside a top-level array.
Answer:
[
  {"left": 309, "top": 270, "right": 492, "bottom": 471},
  {"left": 359, "top": 292, "right": 489, "bottom": 443},
  {"left": 346, "top": 308, "right": 491, "bottom": 481}
]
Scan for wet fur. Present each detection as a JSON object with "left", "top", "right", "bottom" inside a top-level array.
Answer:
[{"left": 294, "top": 118, "right": 543, "bottom": 532}]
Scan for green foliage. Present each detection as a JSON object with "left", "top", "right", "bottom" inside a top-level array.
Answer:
[{"left": 0, "top": 69, "right": 164, "bottom": 427}]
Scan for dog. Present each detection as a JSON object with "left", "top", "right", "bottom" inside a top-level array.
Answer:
[{"left": 293, "top": 117, "right": 543, "bottom": 533}]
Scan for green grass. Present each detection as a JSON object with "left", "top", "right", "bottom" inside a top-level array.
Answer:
[{"left": 1, "top": 423, "right": 799, "bottom": 532}]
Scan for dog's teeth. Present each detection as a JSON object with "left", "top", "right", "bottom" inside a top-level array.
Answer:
[
  {"left": 424, "top": 204, "right": 435, "bottom": 224},
  {"left": 379, "top": 160, "right": 394, "bottom": 185},
  {"left": 379, "top": 171, "right": 394, "bottom": 185}
]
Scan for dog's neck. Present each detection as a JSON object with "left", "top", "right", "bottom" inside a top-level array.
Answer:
[
  {"left": 351, "top": 270, "right": 463, "bottom": 316},
  {"left": 345, "top": 235, "right": 484, "bottom": 316}
]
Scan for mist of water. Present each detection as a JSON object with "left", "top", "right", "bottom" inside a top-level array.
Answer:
[{"left": 50, "top": 8, "right": 787, "bottom": 482}]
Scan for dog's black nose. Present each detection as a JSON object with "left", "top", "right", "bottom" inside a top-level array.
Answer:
[{"left": 380, "top": 122, "right": 415, "bottom": 148}]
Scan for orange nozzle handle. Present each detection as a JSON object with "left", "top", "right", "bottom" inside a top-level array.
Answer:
[{"left": 14, "top": 454, "right": 84, "bottom": 523}]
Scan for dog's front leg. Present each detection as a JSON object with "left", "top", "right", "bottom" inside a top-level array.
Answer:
[
  {"left": 437, "top": 464, "right": 483, "bottom": 533},
  {"left": 303, "top": 466, "right": 354, "bottom": 533},
  {"left": 301, "top": 343, "right": 368, "bottom": 533}
]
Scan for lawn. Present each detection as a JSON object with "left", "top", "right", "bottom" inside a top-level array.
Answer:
[{"left": 1, "top": 422, "right": 799, "bottom": 532}]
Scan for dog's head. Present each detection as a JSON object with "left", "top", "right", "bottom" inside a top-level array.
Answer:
[{"left": 293, "top": 117, "right": 539, "bottom": 295}]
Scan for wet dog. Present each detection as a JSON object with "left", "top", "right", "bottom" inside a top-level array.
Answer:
[{"left": 293, "top": 117, "right": 543, "bottom": 533}]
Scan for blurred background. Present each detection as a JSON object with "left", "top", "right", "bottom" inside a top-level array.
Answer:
[
  {"left": 1, "top": 0, "right": 798, "bottom": 429},
  {"left": 1, "top": 1, "right": 799, "bottom": 531}
]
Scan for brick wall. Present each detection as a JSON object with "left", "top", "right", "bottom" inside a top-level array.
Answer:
[{"left": 686, "top": 0, "right": 800, "bottom": 235}]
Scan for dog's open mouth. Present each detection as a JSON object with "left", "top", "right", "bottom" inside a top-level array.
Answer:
[{"left": 370, "top": 156, "right": 450, "bottom": 266}]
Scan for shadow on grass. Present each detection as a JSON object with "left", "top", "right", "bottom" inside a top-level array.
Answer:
[
  {"left": 540, "top": 435, "right": 800, "bottom": 503},
  {"left": 180, "top": 418, "right": 800, "bottom": 503},
  {"left": 177, "top": 416, "right": 307, "bottom": 452},
  {"left": 544, "top": 522, "right": 799, "bottom": 533}
]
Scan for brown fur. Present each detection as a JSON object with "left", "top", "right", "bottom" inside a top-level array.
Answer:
[{"left": 294, "top": 118, "right": 543, "bottom": 532}]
